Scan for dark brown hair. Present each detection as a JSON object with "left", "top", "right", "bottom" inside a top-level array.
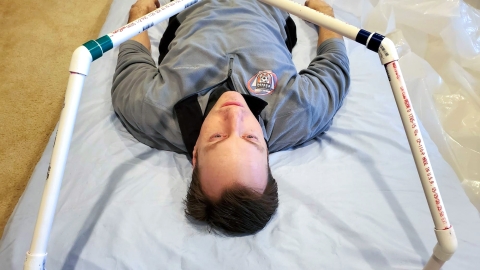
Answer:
[{"left": 184, "top": 161, "right": 278, "bottom": 235}]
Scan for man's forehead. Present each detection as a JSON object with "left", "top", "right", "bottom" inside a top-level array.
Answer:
[{"left": 198, "top": 158, "right": 268, "bottom": 199}]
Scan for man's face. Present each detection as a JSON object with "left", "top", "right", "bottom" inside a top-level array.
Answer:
[{"left": 193, "top": 91, "right": 268, "bottom": 200}]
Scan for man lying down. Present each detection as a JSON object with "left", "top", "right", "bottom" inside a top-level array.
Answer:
[{"left": 111, "top": 0, "right": 350, "bottom": 235}]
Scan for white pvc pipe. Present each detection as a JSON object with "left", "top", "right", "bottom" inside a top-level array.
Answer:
[
  {"left": 380, "top": 40, "right": 458, "bottom": 266},
  {"left": 385, "top": 58, "right": 458, "bottom": 268},
  {"left": 24, "top": 57, "right": 90, "bottom": 269},
  {"left": 258, "top": 0, "right": 458, "bottom": 268},
  {"left": 385, "top": 60, "right": 450, "bottom": 229},
  {"left": 259, "top": 0, "right": 360, "bottom": 40},
  {"left": 24, "top": 0, "right": 457, "bottom": 268},
  {"left": 24, "top": 0, "right": 202, "bottom": 269},
  {"left": 107, "top": 0, "right": 200, "bottom": 47},
  {"left": 258, "top": 0, "right": 453, "bottom": 230}
]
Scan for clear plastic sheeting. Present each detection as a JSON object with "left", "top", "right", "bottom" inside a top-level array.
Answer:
[{"left": 331, "top": 0, "right": 480, "bottom": 211}]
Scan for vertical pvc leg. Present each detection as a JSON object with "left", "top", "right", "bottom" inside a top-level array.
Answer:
[
  {"left": 385, "top": 60, "right": 450, "bottom": 230},
  {"left": 383, "top": 58, "right": 457, "bottom": 268},
  {"left": 24, "top": 72, "right": 87, "bottom": 270},
  {"left": 24, "top": 1, "right": 203, "bottom": 268}
]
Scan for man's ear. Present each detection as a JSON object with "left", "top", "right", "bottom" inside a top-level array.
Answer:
[{"left": 192, "top": 145, "right": 198, "bottom": 168}]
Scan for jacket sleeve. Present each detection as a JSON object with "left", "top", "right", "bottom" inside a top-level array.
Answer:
[
  {"left": 268, "top": 38, "right": 350, "bottom": 152},
  {"left": 111, "top": 40, "right": 160, "bottom": 138},
  {"left": 111, "top": 40, "right": 188, "bottom": 153},
  {"left": 299, "top": 38, "right": 350, "bottom": 120}
]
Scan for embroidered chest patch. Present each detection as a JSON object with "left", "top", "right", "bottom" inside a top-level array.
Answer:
[{"left": 247, "top": 70, "right": 277, "bottom": 95}]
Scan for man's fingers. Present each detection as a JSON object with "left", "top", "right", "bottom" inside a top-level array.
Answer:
[
  {"left": 132, "top": 0, "right": 161, "bottom": 12},
  {"left": 305, "top": 0, "right": 334, "bottom": 16}
]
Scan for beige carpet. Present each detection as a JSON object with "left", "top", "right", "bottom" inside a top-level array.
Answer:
[{"left": 0, "top": 0, "right": 113, "bottom": 239}]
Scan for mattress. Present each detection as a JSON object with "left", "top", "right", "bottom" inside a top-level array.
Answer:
[{"left": 1, "top": 0, "right": 480, "bottom": 269}]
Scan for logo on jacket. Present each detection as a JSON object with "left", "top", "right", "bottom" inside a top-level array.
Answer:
[{"left": 247, "top": 70, "right": 277, "bottom": 95}]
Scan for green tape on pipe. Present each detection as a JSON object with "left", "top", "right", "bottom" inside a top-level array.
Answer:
[
  {"left": 82, "top": 40, "right": 102, "bottom": 61},
  {"left": 82, "top": 35, "right": 113, "bottom": 61},
  {"left": 96, "top": 35, "right": 113, "bottom": 53}
]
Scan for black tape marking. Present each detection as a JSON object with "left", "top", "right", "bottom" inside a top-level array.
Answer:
[
  {"left": 355, "top": 29, "right": 371, "bottom": 46},
  {"left": 366, "top": 33, "right": 385, "bottom": 52}
]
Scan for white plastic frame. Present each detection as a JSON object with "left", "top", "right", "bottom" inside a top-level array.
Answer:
[
  {"left": 23, "top": 1, "right": 202, "bottom": 269},
  {"left": 24, "top": 0, "right": 457, "bottom": 269}
]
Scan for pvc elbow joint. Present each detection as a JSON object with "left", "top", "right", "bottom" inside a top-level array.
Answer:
[
  {"left": 355, "top": 30, "right": 399, "bottom": 64},
  {"left": 432, "top": 226, "right": 458, "bottom": 262},
  {"left": 69, "top": 46, "right": 92, "bottom": 75},
  {"left": 377, "top": 37, "right": 399, "bottom": 65}
]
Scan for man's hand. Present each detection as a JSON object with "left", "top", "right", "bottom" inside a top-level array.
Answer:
[
  {"left": 305, "top": 0, "right": 334, "bottom": 17},
  {"left": 305, "top": 0, "right": 343, "bottom": 46},
  {"left": 128, "top": 0, "right": 161, "bottom": 52},
  {"left": 129, "top": 0, "right": 160, "bottom": 22}
]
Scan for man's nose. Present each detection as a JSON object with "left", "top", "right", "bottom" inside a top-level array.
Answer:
[{"left": 226, "top": 107, "right": 244, "bottom": 133}]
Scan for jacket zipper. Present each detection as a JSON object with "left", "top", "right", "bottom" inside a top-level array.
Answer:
[{"left": 227, "top": 57, "right": 234, "bottom": 77}]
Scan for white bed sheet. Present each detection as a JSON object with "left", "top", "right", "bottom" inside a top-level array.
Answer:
[{"left": 1, "top": 0, "right": 480, "bottom": 269}]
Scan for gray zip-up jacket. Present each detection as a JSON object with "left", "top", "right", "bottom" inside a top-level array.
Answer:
[{"left": 112, "top": 0, "right": 350, "bottom": 155}]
